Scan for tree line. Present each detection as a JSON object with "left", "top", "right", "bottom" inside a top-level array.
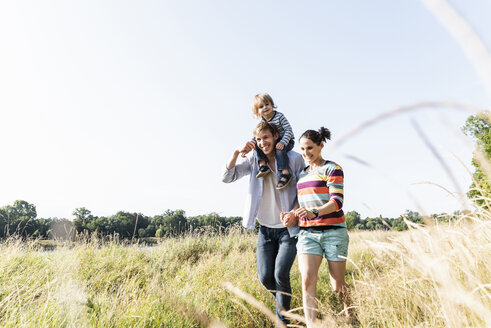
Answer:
[
  {"left": 343, "top": 209, "right": 465, "bottom": 231},
  {"left": 0, "top": 200, "right": 241, "bottom": 240},
  {"left": 1, "top": 199, "right": 463, "bottom": 241}
]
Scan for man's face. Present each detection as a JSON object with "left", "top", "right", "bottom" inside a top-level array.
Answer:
[{"left": 255, "top": 129, "right": 278, "bottom": 156}]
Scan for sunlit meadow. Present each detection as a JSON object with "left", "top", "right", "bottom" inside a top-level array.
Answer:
[{"left": 1, "top": 208, "right": 490, "bottom": 327}]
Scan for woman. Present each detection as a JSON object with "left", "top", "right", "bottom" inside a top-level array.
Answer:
[{"left": 294, "top": 127, "right": 352, "bottom": 326}]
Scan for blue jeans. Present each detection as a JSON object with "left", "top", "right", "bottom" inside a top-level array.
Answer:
[
  {"left": 254, "top": 139, "right": 295, "bottom": 172},
  {"left": 256, "top": 226, "right": 298, "bottom": 324}
]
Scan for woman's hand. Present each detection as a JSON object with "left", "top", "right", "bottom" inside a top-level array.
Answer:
[
  {"left": 276, "top": 142, "right": 285, "bottom": 150},
  {"left": 295, "top": 207, "right": 315, "bottom": 219}
]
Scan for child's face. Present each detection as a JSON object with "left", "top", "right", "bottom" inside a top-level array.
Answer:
[{"left": 257, "top": 102, "right": 274, "bottom": 119}]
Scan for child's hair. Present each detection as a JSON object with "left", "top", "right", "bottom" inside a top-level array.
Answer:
[
  {"left": 254, "top": 121, "right": 279, "bottom": 138},
  {"left": 252, "top": 93, "right": 276, "bottom": 118},
  {"left": 300, "top": 127, "right": 331, "bottom": 145}
]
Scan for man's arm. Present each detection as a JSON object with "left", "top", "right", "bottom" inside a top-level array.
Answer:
[
  {"left": 222, "top": 141, "right": 256, "bottom": 183},
  {"left": 226, "top": 141, "right": 255, "bottom": 169}
]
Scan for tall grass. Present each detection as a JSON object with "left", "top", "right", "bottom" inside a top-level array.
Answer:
[
  {"left": 1, "top": 213, "right": 489, "bottom": 327},
  {"left": 349, "top": 214, "right": 491, "bottom": 327},
  {"left": 0, "top": 228, "right": 286, "bottom": 327}
]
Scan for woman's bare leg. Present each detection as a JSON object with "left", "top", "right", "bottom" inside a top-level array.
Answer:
[
  {"left": 327, "top": 260, "right": 353, "bottom": 319},
  {"left": 298, "top": 254, "right": 323, "bottom": 327}
]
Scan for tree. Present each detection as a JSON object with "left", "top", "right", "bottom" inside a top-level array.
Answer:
[
  {"left": 403, "top": 210, "right": 423, "bottom": 224},
  {"left": 463, "top": 112, "right": 491, "bottom": 207},
  {"left": 36, "top": 218, "right": 53, "bottom": 238},
  {"left": 72, "top": 207, "right": 94, "bottom": 234},
  {"left": 390, "top": 217, "right": 407, "bottom": 231},
  {"left": 345, "top": 211, "right": 361, "bottom": 230},
  {"left": 159, "top": 210, "right": 187, "bottom": 235},
  {"left": 0, "top": 200, "right": 37, "bottom": 237}
]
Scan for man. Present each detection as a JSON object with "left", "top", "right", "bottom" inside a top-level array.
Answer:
[{"left": 222, "top": 121, "right": 305, "bottom": 324}]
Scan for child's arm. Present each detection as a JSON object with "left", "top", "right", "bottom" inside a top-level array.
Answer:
[{"left": 277, "top": 112, "right": 294, "bottom": 146}]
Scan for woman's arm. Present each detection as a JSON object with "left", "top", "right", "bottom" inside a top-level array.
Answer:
[
  {"left": 295, "top": 200, "right": 338, "bottom": 219},
  {"left": 295, "top": 163, "right": 344, "bottom": 218}
]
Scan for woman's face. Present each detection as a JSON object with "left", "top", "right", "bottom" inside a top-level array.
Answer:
[{"left": 299, "top": 137, "right": 323, "bottom": 164}]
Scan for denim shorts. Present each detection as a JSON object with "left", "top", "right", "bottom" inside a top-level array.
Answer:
[{"left": 296, "top": 228, "right": 349, "bottom": 261}]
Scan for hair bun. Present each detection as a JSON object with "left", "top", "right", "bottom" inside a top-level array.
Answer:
[{"left": 319, "top": 127, "right": 331, "bottom": 141}]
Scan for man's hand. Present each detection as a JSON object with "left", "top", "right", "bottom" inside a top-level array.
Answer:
[
  {"left": 238, "top": 141, "right": 255, "bottom": 157},
  {"left": 227, "top": 141, "right": 256, "bottom": 170},
  {"left": 281, "top": 211, "right": 298, "bottom": 227},
  {"left": 275, "top": 142, "right": 285, "bottom": 151}
]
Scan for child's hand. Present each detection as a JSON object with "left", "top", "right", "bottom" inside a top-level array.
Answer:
[{"left": 276, "top": 142, "right": 285, "bottom": 150}]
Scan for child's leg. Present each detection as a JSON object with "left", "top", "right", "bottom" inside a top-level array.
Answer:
[
  {"left": 254, "top": 144, "right": 268, "bottom": 165},
  {"left": 276, "top": 141, "right": 294, "bottom": 189},
  {"left": 255, "top": 142, "right": 271, "bottom": 178},
  {"left": 276, "top": 148, "right": 290, "bottom": 174},
  {"left": 276, "top": 140, "right": 294, "bottom": 173}
]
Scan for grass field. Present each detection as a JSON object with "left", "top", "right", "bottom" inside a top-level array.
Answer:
[{"left": 1, "top": 212, "right": 490, "bottom": 327}]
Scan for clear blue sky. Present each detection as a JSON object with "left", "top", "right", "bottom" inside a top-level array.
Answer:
[{"left": 1, "top": 1, "right": 490, "bottom": 220}]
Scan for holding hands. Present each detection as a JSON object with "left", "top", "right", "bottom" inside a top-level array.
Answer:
[
  {"left": 276, "top": 142, "right": 285, "bottom": 151},
  {"left": 281, "top": 211, "right": 298, "bottom": 227}
]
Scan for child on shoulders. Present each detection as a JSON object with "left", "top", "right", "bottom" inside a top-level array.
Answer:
[{"left": 248, "top": 93, "right": 295, "bottom": 189}]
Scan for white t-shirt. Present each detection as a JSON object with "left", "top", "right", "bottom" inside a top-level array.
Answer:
[{"left": 256, "top": 173, "right": 284, "bottom": 228}]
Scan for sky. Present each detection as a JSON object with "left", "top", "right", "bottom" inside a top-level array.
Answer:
[{"left": 1, "top": 0, "right": 490, "bottom": 220}]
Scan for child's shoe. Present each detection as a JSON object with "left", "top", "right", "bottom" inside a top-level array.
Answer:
[
  {"left": 256, "top": 164, "right": 271, "bottom": 178},
  {"left": 276, "top": 172, "right": 292, "bottom": 190}
]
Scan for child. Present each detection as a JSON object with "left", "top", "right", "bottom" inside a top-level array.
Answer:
[{"left": 249, "top": 93, "right": 295, "bottom": 189}]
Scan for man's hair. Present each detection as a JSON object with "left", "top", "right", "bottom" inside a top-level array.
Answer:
[
  {"left": 251, "top": 93, "right": 276, "bottom": 118},
  {"left": 254, "top": 121, "right": 279, "bottom": 137}
]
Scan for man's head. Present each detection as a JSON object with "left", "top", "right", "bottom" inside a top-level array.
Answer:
[{"left": 254, "top": 121, "right": 279, "bottom": 156}]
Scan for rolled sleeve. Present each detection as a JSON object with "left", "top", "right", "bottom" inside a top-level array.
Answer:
[{"left": 222, "top": 158, "right": 252, "bottom": 183}]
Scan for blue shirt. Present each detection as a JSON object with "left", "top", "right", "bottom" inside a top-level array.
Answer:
[{"left": 222, "top": 151, "right": 305, "bottom": 237}]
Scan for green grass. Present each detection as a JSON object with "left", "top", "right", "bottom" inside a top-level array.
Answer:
[{"left": 1, "top": 218, "right": 490, "bottom": 327}]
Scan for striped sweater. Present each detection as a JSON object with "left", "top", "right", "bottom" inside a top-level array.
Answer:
[
  {"left": 296, "top": 160, "right": 346, "bottom": 227},
  {"left": 262, "top": 111, "right": 294, "bottom": 146}
]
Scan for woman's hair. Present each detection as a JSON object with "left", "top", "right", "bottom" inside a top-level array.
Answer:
[
  {"left": 300, "top": 127, "right": 331, "bottom": 145},
  {"left": 251, "top": 93, "right": 276, "bottom": 118},
  {"left": 254, "top": 121, "right": 279, "bottom": 138}
]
